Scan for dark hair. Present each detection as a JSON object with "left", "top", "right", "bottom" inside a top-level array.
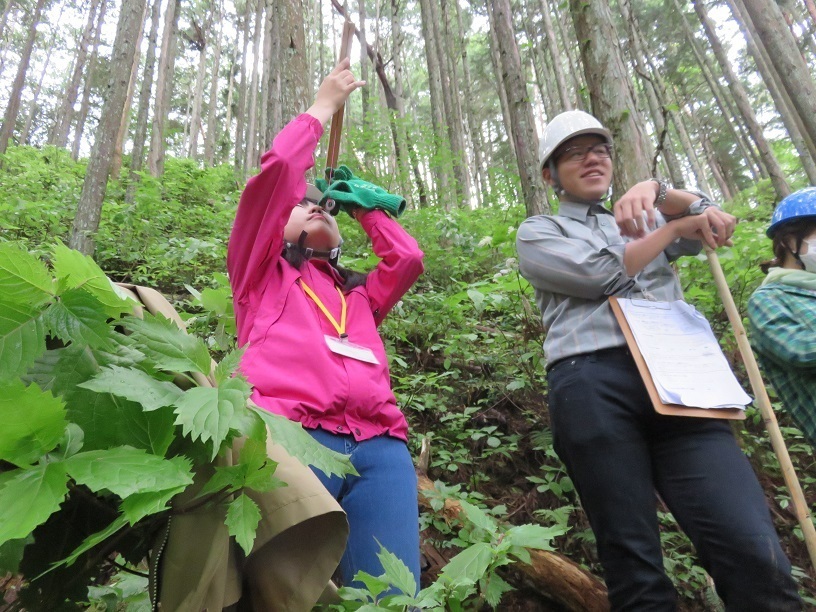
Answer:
[
  {"left": 282, "top": 246, "right": 368, "bottom": 290},
  {"left": 760, "top": 219, "right": 816, "bottom": 273}
]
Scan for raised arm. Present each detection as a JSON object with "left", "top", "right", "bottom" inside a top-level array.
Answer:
[
  {"left": 355, "top": 209, "right": 424, "bottom": 326},
  {"left": 227, "top": 59, "right": 365, "bottom": 299}
]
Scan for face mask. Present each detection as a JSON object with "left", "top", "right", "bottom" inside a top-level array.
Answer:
[{"left": 799, "top": 239, "right": 816, "bottom": 272}]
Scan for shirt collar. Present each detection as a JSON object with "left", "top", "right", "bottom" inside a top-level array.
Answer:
[{"left": 558, "top": 199, "right": 613, "bottom": 221}]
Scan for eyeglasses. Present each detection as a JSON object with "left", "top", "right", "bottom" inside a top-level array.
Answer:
[{"left": 558, "top": 143, "right": 613, "bottom": 164}]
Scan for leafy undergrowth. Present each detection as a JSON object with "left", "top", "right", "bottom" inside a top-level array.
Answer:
[{"left": 1, "top": 148, "right": 814, "bottom": 608}]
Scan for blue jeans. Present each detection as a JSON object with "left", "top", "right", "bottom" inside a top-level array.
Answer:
[
  {"left": 547, "top": 348, "right": 801, "bottom": 611},
  {"left": 307, "top": 428, "right": 420, "bottom": 593}
]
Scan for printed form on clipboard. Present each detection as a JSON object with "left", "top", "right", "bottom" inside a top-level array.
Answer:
[{"left": 616, "top": 299, "right": 751, "bottom": 410}]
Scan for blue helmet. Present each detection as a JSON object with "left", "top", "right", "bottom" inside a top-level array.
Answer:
[{"left": 767, "top": 186, "right": 816, "bottom": 237}]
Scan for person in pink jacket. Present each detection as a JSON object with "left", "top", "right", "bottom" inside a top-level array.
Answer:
[{"left": 227, "top": 59, "right": 424, "bottom": 591}]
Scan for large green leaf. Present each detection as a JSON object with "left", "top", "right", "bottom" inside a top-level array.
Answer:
[
  {"left": 173, "top": 377, "right": 249, "bottom": 459},
  {"left": 120, "top": 485, "right": 187, "bottom": 525},
  {"left": 64, "top": 447, "right": 193, "bottom": 498},
  {"left": 503, "top": 523, "right": 567, "bottom": 551},
  {"left": 0, "top": 463, "right": 68, "bottom": 546},
  {"left": 0, "top": 300, "right": 46, "bottom": 380},
  {"left": 225, "top": 493, "right": 260, "bottom": 556},
  {"left": 43, "top": 289, "right": 114, "bottom": 349},
  {"left": 121, "top": 312, "right": 212, "bottom": 375},
  {"left": 458, "top": 500, "right": 499, "bottom": 535},
  {"left": 213, "top": 347, "right": 245, "bottom": 386},
  {"left": 0, "top": 242, "right": 53, "bottom": 307},
  {"left": 377, "top": 543, "right": 418, "bottom": 597},
  {"left": 65, "top": 386, "right": 175, "bottom": 456},
  {"left": 253, "top": 407, "right": 358, "bottom": 478},
  {"left": 79, "top": 365, "right": 183, "bottom": 411},
  {"left": 439, "top": 542, "right": 494, "bottom": 584},
  {"left": 51, "top": 243, "right": 132, "bottom": 317},
  {"left": 0, "top": 379, "right": 66, "bottom": 467}
]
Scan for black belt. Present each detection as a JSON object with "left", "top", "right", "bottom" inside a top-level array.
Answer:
[{"left": 546, "top": 346, "right": 631, "bottom": 373}]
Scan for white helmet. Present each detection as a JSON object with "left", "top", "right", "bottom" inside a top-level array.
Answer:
[{"left": 538, "top": 110, "right": 612, "bottom": 171}]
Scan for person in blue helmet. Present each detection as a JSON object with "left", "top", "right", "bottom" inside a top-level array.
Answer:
[{"left": 748, "top": 186, "right": 816, "bottom": 447}]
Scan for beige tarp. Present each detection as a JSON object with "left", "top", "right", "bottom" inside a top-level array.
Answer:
[{"left": 118, "top": 284, "right": 348, "bottom": 611}]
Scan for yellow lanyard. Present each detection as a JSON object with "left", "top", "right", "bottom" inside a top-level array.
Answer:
[{"left": 299, "top": 280, "right": 347, "bottom": 337}]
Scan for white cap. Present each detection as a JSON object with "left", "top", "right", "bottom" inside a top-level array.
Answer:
[{"left": 538, "top": 110, "right": 612, "bottom": 171}]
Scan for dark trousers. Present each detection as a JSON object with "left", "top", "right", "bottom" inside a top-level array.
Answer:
[{"left": 547, "top": 348, "right": 802, "bottom": 611}]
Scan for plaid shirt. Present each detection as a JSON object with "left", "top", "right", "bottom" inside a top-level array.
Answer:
[{"left": 747, "top": 282, "right": 816, "bottom": 446}]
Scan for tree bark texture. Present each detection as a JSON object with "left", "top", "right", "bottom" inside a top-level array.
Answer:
[
  {"left": 487, "top": 0, "right": 546, "bottom": 217},
  {"left": 148, "top": 0, "right": 181, "bottom": 176},
  {"left": 72, "top": 0, "right": 108, "bottom": 161},
  {"left": 0, "top": 0, "right": 47, "bottom": 155},
  {"left": 70, "top": 0, "right": 148, "bottom": 255},
  {"left": 569, "top": 0, "right": 652, "bottom": 197},
  {"left": 692, "top": 0, "right": 790, "bottom": 199}
]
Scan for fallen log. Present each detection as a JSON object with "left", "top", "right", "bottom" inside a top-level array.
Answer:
[{"left": 417, "top": 473, "right": 609, "bottom": 611}]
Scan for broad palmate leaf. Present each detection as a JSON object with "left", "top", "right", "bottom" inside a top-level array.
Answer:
[
  {"left": 121, "top": 312, "right": 212, "bottom": 375},
  {"left": 226, "top": 493, "right": 260, "bottom": 556},
  {"left": 253, "top": 407, "right": 357, "bottom": 478},
  {"left": 63, "top": 447, "right": 193, "bottom": 498},
  {"left": 79, "top": 365, "right": 183, "bottom": 411},
  {"left": 0, "top": 463, "right": 68, "bottom": 546},
  {"left": 0, "top": 379, "right": 66, "bottom": 467},
  {"left": 43, "top": 289, "right": 114, "bottom": 349},
  {"left": 173, "top": 377, "right": 250, "bottom": 459},
  {"left": 0, "top": 300, "right": 46, "bottom": 381},
  {"left": 51, "top": 243, "right": 132, "bottom": 317},
  {"left": 0, "top": 242, "right": 53, "bottom": 307}
]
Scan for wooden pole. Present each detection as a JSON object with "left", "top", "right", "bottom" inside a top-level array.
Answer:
[
  {"left": 704, "top": 247, "right": 816, "bottom": 569},
  {"left": 322, "top": 20, "right": 355, "bottom": 214}
]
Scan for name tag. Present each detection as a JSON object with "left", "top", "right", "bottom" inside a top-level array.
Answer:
[{"left": 324, "top": 335, "right": 380, "bottom": 364}]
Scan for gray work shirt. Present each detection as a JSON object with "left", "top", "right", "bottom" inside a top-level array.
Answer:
[{"left": 516, "top": 199, "right": 703, "bottom": 366}]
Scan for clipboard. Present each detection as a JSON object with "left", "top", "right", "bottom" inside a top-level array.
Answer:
[{"left": 609, "top": 297, "right": 745, "bottom": 420}]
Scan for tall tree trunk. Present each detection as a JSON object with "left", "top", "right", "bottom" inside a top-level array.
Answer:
[
  {"left": 277, "top": 0, "right": 309, "bottom": 119},
  {"left": 265, "top": 2, "right": 282, "bottom": 144},
  {"left": 538, "top": 0, "right": 571, "bottom": 111},
  {"left": 553, "top": 1, "right": 585, "bottom": 111},
  {"left": 125, "top": 0, "right": 161, "bottom": 204},
  {"left": 72, "top": 0, "right": 108, "bottom": 161},
  {"left": 20, "top": 24, "right": 59, "bottom": 145},
  {"left": 486, "top": 0, "right": 515, "bottom": 160},
  {"left": 672, "top": 0, "right": 761, "bottom": 182},
  {"left": 259, "top": 0, "right": 272, "bottom": 159},
  {"left": 728, "top": 0, "right": 816, "bottom": 182},
  {"left": 569, "top": 0, "right": 652, "bottom": 196},
  {"left": 417, "top": 0, "right": 452, "bottom": 206},
  {"left": 391, "top": 0, "right": 426, "bottom": 207},
  {"left": 0, "top": 0, "right": 47, "bottom": 155},
  {"left": 244, "top": 0, "right": 263, "bottom": 172},
  {"left": 692, "top": 0, "right": 790, "bottom": 199},
  {"left": 456, "top": 0, "right": 487, "bottom": 206},
  {"left": 619, "top": 0, "right": 685, "bottom": 187},
  {"left": 441, "top": 0, "right": 471, "bottom": 205},
  {"left": 524, "top": 2, "right": 555, "bottom": 120},
  {"left": 70, "top": 0, "right": 148, "bottom": 255},
  {"left": 188, "top": 12, "right": 211, "bottom": 159},
  {"left": 50, "top": 0, "right": 102, "bottom": 147},
  {"left": 234, "top": 1, "right": 252, "bottom": 170},
  {"left": 0, "top": 0, "right": 15, "bottom": 45},
  {"left": 358, "top": 0, "right": 369, "bottom": 126},
  {"left": 111, "top": 1, "right": 147, "bottom": 178},
  {"left": 147, "top": 0, "right": 181, "bottom": 176},
  {"left": 203, "top": 2, "right": 223, "bottom": 166},
  {"left": 487, "top": 0, "right": 545, "bottom": 217}
]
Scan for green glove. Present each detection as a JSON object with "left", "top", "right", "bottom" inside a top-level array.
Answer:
[{"left": 315, "top": 165, "right": 406, "bottom": 217}]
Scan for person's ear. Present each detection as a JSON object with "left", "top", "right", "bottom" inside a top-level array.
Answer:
[{"left": 542, "top": 167, "right": 555, "bottom": 187}]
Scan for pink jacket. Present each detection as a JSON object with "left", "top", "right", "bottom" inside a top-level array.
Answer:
[{"left": 227, "top": 114, "right": 424, "bottom": 441}]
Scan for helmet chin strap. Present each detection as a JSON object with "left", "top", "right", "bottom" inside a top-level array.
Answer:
[{"left": 286, "top": 230, "right": 342, "bottom": 262}]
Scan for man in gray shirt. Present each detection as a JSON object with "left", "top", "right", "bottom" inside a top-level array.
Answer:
[{"left": 516, "top": 110, "right": 801, "bottom": 611}]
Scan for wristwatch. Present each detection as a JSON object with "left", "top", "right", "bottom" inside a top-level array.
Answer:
[
  {"left": 687, "top": 197, "right": 712, "bottom": 216},
  {"left": 650, "top": 178, "right": 670, "bottom": 208}
]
